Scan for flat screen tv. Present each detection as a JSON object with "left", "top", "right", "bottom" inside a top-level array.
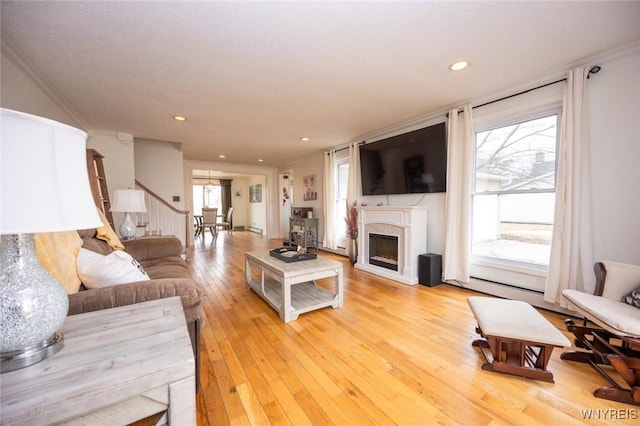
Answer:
[{"left": 359, "top": 122, "right": 447, "bottom": 195}]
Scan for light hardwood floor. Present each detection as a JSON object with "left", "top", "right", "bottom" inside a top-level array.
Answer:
[{"left": 190, "top": 232, "right": 636, "bottom": 425}]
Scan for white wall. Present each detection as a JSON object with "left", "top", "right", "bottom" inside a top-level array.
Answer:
[
  {"left": 229, "top": 177, "right": 249, "bottom": 230},
  {"left": 247, "top": 175, "right": 268, "bottom": 233},
  {"left": 134, "top": 138, "right": 185, "bottom": 210},
  {"left": 589, "top": 47, "right": 640, "bottom": 266}
]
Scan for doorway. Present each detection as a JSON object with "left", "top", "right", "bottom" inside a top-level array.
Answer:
[{"left": 280, "top": 173, "right": 293, "bottom": 239}]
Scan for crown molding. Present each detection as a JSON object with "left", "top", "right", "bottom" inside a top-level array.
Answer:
[{"left": 1, "top": 35, "right": 88, "bottom": 129}]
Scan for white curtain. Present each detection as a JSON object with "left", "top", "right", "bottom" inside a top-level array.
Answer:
[
  {"left": 346, "top": 141, "right": 361, "bottom": 204},
  {"left": 443, "top": 106, "right": 474, "bottom": 283},
  {"left": 323, "top": 150, "right": 337, "bottom": 249},
  {"left": 544, "top": 66, "right": 594, "bottom": 306}
]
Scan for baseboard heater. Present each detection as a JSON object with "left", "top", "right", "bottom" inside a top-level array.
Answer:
[
  {"left": 470, "top": 276, "right": 544, "bottom": 295},
  {"left": 249, "top": 226, "right": 263, "bottom": 235}
]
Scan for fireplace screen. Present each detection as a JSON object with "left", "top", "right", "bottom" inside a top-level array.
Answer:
[{"left": 368, "top": 233, "right": 399, "bottom": 271}]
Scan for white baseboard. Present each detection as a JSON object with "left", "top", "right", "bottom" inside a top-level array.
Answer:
[
  {"left": 448, "top": 278, "right": 578, "bottom": 317},
  {"left": 248, "top": 226, "right": 263, "bottom": 235}
]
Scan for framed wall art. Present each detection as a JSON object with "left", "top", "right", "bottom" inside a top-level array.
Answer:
[
  {"left": 249, "top": 184, "right": 262, "bottom": 203},
  {"left": 303, "top": 175, "right": 317, "bottom": 201}
]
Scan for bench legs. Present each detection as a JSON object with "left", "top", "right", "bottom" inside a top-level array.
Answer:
[
  {"left": 561, "top": 319, "right": 640, "bottom": 406},
  {"left": 472, "top": 327, "right": 557, "bottom": 383}
]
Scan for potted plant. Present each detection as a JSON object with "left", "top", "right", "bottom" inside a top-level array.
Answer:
[{"left": 345, "top": 202, "right": 358, "bottom": 265}]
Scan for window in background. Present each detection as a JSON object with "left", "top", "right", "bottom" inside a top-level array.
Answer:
[
  {"left": 192, "top": 184, "right": 222, "bottom": 216},
  {"left": 472, "top": 114, "right": 558, "bottom": 268}
]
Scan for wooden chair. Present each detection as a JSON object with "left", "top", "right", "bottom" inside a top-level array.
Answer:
[
  {"left": 201, "top": 208, "right": 218, "bottom": 238},
  {"left": 561, "top": 261, "right": 640, "bottom": 405},
  {"left": 193, "top": 215, "right": 204, "bottom": 237},
  {"left": 217, "top": 207, "right": 234, "bottom": 235}
]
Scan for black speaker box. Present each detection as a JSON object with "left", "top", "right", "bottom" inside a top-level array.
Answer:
[{"left": 418, "top": 253, "right": 442, "bottom": 287}]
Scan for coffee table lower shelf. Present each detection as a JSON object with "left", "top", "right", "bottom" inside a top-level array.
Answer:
[{"left": 249, "top": 277, "right": 338, "bottom": 318}]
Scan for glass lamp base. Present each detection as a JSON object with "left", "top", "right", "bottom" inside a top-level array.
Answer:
[
  {"left": 1, "top": 234, "right": 69, "bottom": 373},
  {"left": 119, "top": 212, "right": 137, "bottom": 240},
  {"left": 1, "top": 332, "right": 64, "bottom": 373}
]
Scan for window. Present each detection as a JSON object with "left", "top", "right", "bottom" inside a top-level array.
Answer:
[
  {"left": 472, "top": 114, "right": 558, "bottom": 269},
  {"left": 192, "top": 184, "right": 222, "bottom": 216},
  {"left": 335, "top": 160, "right": 349, "bottom": 249}
]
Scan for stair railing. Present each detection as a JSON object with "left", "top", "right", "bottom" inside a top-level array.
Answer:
[{"left": 135, "top": 180, "right": 192, "bottom": 248}]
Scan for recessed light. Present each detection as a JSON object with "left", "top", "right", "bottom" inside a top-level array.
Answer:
[
  {"left": 258, "top": 159, "right": 264, "bottom": 162},
  {"left": 173, "top": 115, "right": 187, "bottom": 121},
  {"left": 449, "top": 60, "right": 470, "bottom": 72},
  {"left": 300, "top": 137, "right": 310, "bottom": 142},
  {"left": 219, "top": 155, "right": 226, "bottom": 159}
]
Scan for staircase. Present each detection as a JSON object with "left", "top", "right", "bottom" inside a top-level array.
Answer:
[{"left": 135, "top": 180, "right": 192, "bottom": 248}]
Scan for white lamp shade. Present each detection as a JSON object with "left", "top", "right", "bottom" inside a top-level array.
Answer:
[
  {"left": 110, "top": 189, "right": 147, "bottom": 213},
  {"left": 0, "top": 108, "right": 102, "bottom": 234}
]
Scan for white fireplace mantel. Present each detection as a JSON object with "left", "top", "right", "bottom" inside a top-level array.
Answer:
[{"left": 355, "top": 206, "right": 428, "bottom": 285}]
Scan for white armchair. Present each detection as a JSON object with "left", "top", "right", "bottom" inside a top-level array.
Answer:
[{"left": 561, "top": 261, "right": 640, "bottom": 405}]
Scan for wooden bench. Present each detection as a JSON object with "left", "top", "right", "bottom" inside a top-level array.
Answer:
[{"left": 467, "top": 297, "right": 571, "bottom": 383}]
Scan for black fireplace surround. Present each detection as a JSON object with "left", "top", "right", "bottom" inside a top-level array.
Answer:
[{"left": 368, "top": 233, "right": 399, "bottom": 271}]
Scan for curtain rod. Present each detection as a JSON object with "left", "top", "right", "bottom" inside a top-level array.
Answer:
[
  {"left": 329, "top": 65, "right": 602, "bottom": 152},
  {"left": 448, "top": 65, "right": 602, "bottom": 116},
  {"left": 329, "top": 140, "right": 369, "bottom": 154},
  {"left": 327, "top": 145, "right": 350, "bottom": 155}
]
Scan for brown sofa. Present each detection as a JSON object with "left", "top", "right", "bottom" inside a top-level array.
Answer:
[{"left": 68, "top": 229, "right": 203, "bottom": 386}]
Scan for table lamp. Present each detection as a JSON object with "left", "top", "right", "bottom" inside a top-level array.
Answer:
[
  {"left": 1, "top": 108, "right": 102, "bottom": 373},
  {"left": 110, "top": 189, "right": 147, "bottom": 240}
]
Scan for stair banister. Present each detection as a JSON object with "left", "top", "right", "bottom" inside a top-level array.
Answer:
[{"left": 135, "top": 179, "right": 192, "bottom": 248}]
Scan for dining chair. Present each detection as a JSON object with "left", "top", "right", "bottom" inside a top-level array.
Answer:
[
  {"left": 193, "top": 215, "right": 204, "bottom": 237},
  {"left": 217, "top": 207, "right": 234, "bottom": 235},
  {"left": 201, "top": 208, "right": 218, "bottom": 238}
]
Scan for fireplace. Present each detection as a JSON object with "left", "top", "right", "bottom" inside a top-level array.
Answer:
[
  {"left": 355, "top": 206, "right": 428, "bottom": 285},
  {"left": 369, "top": 233, "right": 399, "bottom": 271}
]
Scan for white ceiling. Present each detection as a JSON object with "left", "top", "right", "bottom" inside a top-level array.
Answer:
[{"left": 2, "top": 1, "right": 639, "bottom": 168}]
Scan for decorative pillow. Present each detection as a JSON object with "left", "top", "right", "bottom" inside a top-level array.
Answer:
[
  {"left": 95, "top": 209, "right": 125, "bottom": 250},
  {"left": 76, "top": 247, "right": 150, "bottom": 289},
  {"left": 622, "top": 286, "right": 640, "bottom": 308},
  {"left": 34, "top": 231, "right": 84, "bottom": 294}
]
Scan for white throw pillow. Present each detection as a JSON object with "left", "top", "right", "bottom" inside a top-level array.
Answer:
[{"left": 77, "top": 248, "right": 150, "bottom": 289}]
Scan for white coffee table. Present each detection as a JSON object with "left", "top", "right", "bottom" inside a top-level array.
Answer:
[
  {"left": 245, "top": 250, "right": 344, "bottom": 322},
  {"left": 0, "top": 297, "right": 195, "bottom": 425}
]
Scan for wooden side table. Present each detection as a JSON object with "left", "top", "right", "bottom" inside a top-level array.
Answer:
[{"left": 0, "top": 297, "right": 195, "bottom": 425}]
